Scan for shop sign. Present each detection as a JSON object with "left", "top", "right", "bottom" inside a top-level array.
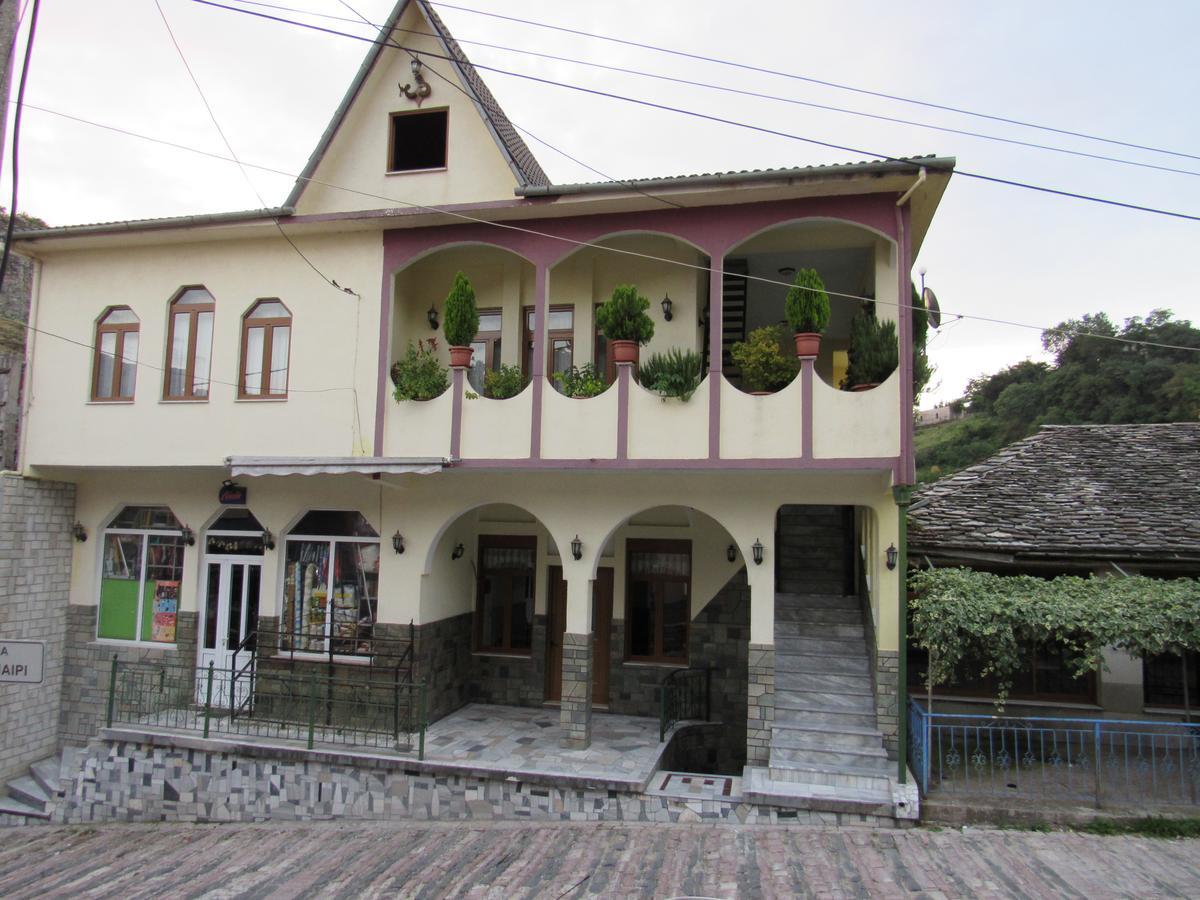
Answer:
[
  {"left": 219, "top": 481, "right": 248, "bottom": 505},
  {"left": 0, "top": 641, "right": 44, "bottom": 684}
]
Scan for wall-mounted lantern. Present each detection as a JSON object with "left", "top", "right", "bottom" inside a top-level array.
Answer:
[
  {"left": 399, "top": 57, "right": 432, "bottom": 103},
  {"left": 571, "top": 535, "right": 582, "bottom": 561},
  {"left": 886, "top": 543, "right": 898, "bottom": 571},
  {"left": 726, "top": 544, "right": 737, "bottom": 563},
  {"left": 262, "top": 529, "right": 275, "bottom": 551},
  {"left": 392, "top": 531, "right": 405, "bottom": 554},
  {"left": 72, "top": 522, "right": 88, "bottom": 543},
  {"left": 661, "top": 294, "right": 673, "bottom": 322},
  {"left": 752, "top": 539, "right": 764, "bottom": 566},
  {"left": 427, "top": 304, "right": 440, "bottom": 330},
  {"left": 451, "top": 542, "right": 465, "bottom": 560},
  {"left": 181, "top": 526, "right": 196, "bottom": 547}
]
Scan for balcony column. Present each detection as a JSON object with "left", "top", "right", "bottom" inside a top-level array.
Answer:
[
  {"left": 560, "top": 571, "right": 594, "bottom": 749},
  {"left": 616, "top": 361, "right": 631, "bottom": 460},
  {"left": 530, "top": 263, "right": 548, "bottom": 459},
  {"left": 449, "top": 364, "right": 466, "bottom": 460},
  {"left": 745, "top": 525, "right": 776, "bottom": 767},
  {"left": 707, "top": 257, "right": 723, "bottom": 460}
]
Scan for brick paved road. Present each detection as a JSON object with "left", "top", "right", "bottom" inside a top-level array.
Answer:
[{"left": 1, "top": 821, "right": 1198, "bottom": 899}]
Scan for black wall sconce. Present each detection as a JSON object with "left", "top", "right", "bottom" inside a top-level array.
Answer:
[
  {"left": 886, "top": 543, "right": 898, "bottom": 571},
  {"left": 571, "top": 535, "right": 582, "bottom": 561},
  {"left": 72, "top": 522, "right": 87, "bottom": 543},
  {"left": 262, "top": 529, "right": 275, "bottom": 551},
  {"left": 427, "top": 304, "right": 440, "bottom": 330},
  {"left": 451, "top": 542, "right": 465, "bottom": 560},
  {"left": 661, "top": 294, "right": 673, "bottom": 322},
  {"left": 752, "top": 539, "right": 764, "bottom": 566},
  {"left": 181, "top": 526, "right": 196, "bottom": 547},
  {"left": 726, "top": 544, "right": 737, "bottom": 563},
  {"left": 392, "top": 531, "right": 405, "bottom": 554},
  {"left": 400, "top": 57, "right": 432, "bottom": 103}
]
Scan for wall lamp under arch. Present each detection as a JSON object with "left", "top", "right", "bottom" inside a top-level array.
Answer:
[
  {"left": 427, "top": 304, "right": 440, "bottom": 330},
  {"left": 451, "top": 542, "right": 465, "bottom": 560},
  {"left": 661, "top": 293, "right": 673, "bottom": 322},
  {"left": 181, "top": 526, "right": 196, "bottom": 547},
  {"left": 262, "top": 529, "right": 276, "bottom": 551},
  {"left": 72, "top": 522, "right": 88, "bottom": 543},
  {"left": 392, "top": 531, "right": 405, "bottom": 554},
  {"left": 726, "top": 544, "right": 737, "bottom": 563},
  {"left": 886, "top": 543, "right": 898, "bottom": 571},
  {"left": 752, "top": 539, "right": 764, "bottom": 566},
  {"left": 571, "top": 535, "right": 582, "bottom": 561}
]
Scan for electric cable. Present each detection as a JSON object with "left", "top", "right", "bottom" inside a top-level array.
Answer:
[{"left": 0, "top": 0, "right": 40, "bottom": 290}]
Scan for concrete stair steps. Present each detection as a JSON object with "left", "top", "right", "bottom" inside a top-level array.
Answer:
[
  {"left": 774, "top": 703, "right": 878, "bottom": 730},
  {"left": 776, "top": 690, "right": 876, "bottom": 716},
  {"left": 30, "top": 757, "right": 61, "bottom": 795},
  {"left": 776, "top": 621, "right": 865, "bottom": 641},
  {"left": 771, "top": 743, "right": 890, "bottom": 772},
  {"left": 774, "top": 635, "right": 868, "bottom": 657},
  {"left": 772, "top": 723, "right": 886, "bottom": 750},
  {"left": 775, "top": 607, "right": 861, "bottom": 626},
  {"left": 778, "top": 582, "right": 848, "bottom": 596},
  {"left": 774, "top": 653, "right": 870, "bottom": 676},
  {"left": 775, "top": 670, "right": 874, "bottom": 695},
  {"left": 0, "top": 794, "right": 49, "bottom": 819},
  {"left": 774, "top": 593, "right": 858, "bottom": 611},
  {"left": 6, "top": 774, "right": 49, "bottom": 809},
  {"left": 768, "top": 760, "right": 892, "bottom": 794},
  {"left": 742, "top": 767, "right": 893, "bottom": 816}
]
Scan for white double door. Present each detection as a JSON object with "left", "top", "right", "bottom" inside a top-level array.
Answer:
[{"left": 196, "top": 558, "right": 262, "bottom": 707}]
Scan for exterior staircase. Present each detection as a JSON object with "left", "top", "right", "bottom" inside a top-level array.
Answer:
[
  {"left": 0, "top": 748, "right": 78, "bottom": 822},
  {"left": 746, "top": 506, "right": 897, "bottom": 816}
]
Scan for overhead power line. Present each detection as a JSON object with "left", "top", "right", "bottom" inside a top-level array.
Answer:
[
  {"left": 426, "top": 0, "right": 1200, "bottom": 165},
  {"left": 225, "top": 0, "right": 1200, "bottom": 181},
  {"left": 18, "top": 102, "right": 1200, "bottom": 358},
  {"left": 190, "top": 0, "right": 1200, "bottom": 224},
  {"left": 0, "top": 0, "right": 41, "bottom": 290}
]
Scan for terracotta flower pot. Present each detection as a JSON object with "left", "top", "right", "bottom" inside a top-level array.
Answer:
[
  {"left": 793, "top": 332, "right": 821, "bottom": 358},
  {"left": 448, "top": 345, "right": 473, "bottom": 368},
  {"left": 611, "top": 339, "right": 639, "bottom": 365}
]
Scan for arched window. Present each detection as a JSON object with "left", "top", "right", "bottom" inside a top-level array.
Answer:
[
  {"left": 98, "top": 505, "right": 186, "bottom": 644},
  {"left": 163, "top": 286, "right": 215, "bottom": 400},
  {"left": 239, "top": 299, "right": 291, "bottom": 398},
  {"left": 91, "top": 307, "right": 139, "bottom": 401}
]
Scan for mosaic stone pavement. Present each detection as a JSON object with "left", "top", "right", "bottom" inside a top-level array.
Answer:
[
  {"left": 2, "top": 819, "right": 1200, "bottom": 898},
  {"left": 647, "top": 771, "right": 742, "bottom": 800}
]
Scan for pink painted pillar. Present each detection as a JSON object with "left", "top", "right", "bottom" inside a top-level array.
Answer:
[
  {"left": 896, "top": 204, "right": 914, "bottom": 483},
  {"left": 707, "top": 257, "right": 724, "bottom": 460},
  {"left": 616, "top": 362, "right": 631, "bottom": 460},
  {"left": 800, "top": 357, "right": 814, "bottom": 460},
  {"left": 530, "top": 263, "right": 548, "bottom": 459},
  {"left": 449, "top": 365, "right": 465, "bottom": 460}
]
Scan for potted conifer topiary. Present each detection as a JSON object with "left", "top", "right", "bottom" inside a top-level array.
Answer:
[
  {"left": 843, "top": 307, "right": 899, "bottom": 391},
  {"left": 595, "top": 284, "right": 655, "bottom": 366},
  {"left": 442, "top": 271, "right": 479, "bottom": 368},
  {"left": 785, "top": 267, "right": 831, "bottom": 358}
]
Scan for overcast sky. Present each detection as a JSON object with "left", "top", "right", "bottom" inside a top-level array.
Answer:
[{"left": 9, "top": 0, "right": 1200, "bottom": 404}]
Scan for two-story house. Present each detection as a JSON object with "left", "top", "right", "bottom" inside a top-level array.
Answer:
[{"left": 13, "top": 0, "right": 952, "bottom": 821}]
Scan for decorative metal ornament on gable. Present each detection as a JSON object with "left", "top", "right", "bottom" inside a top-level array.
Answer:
[{"left": 399, "top": 58, "right": 431, "bottom": 104}]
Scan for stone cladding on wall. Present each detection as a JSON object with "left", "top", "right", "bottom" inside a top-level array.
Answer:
[
  {"left": 746, "top": 644, "right": 775, "bottom": 767},
  {"left": 559, "top": 632, "right": 592, "bottom": 748},
  {"left": 0, "top": 475, "right": 75, "bottom": 783}
]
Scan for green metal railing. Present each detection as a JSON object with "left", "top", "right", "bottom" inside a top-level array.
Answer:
[
  {"left": 659, "top": 666, "right": 711, "bottom": 741},
  {"left": 105, "top": 655, "right": 427, "bottom": 758}
]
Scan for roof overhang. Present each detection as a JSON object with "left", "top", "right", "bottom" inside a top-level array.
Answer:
[{"left": 227, "top": 456, "right": 446, "bottom": 477}]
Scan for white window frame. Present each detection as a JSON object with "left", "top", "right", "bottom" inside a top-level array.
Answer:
[
  {"left": 279, "top": 531, "right": 380, "bottom": 661},
  {"left": 96, "top": 520, "right": 186, "bottom": 648}
]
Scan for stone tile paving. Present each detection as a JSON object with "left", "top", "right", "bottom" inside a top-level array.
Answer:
[{"left": 1, "top": 820, "right": 1199, "bottom": 898}]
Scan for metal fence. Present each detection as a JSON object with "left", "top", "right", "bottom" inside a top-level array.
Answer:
[
  {"left": 106, "top": 656, "right": 427, "bottom": 758},
  {"left": 908, "top": 700, "right": 1200, "bottom": 808},
  {"left": 660, "top": 667, "right": 711, "bottom": 741}
]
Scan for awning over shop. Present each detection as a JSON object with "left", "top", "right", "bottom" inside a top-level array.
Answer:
[{"left": 226, "top": 456, "right": 447, "bottom": 477}]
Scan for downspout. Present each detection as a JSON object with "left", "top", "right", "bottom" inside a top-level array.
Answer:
[
  {"left": 894, "top": 485, "right": 913, "bottom": 785},
  {"left": 896, "top": 167, "right": 926, "bottom": 208}
]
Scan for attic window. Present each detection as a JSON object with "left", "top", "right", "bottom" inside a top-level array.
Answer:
[{"left": 388, "top": 109, "right": 448, "bottom": 172}]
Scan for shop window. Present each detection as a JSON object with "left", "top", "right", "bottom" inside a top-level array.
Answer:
[
  {"left": 907, "top": 638, "right": 1096, "bottom": 703},
  {"left": 468, "top": 309, "right": 502, "bottom": 393},
  {"left": 97, "top": 505, "right": 185, "bottom": 644},
  {"left": 1144, "top": 651, "right": 1200, "bottom": 708},
  {"left": 476, "top": 535, "right": 535, "bottom": 654},
  {"left": 281, "top": 510, "right": 380, "bottom": 656},
  {"left": 163, "top": 286, "right": 215, "bottom": 400},
  {"left": 523, "top": 306, "right": 574, "bottom": 387},
  {"left": 625, "top": 539, "right": 691, "bottom": 664},
  {"left": 91, "top": 306, "right": 139, "bottom": 401},
  {"left": 388, "top": 108, "right": 448, "bottom": 172},
  {"left": 239, "top": 299, "right": 291, "bottom": 399}
]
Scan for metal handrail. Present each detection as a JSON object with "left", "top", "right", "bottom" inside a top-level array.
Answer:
[{"left": 659, "top": 666, "right": 712, "bottom": 741}]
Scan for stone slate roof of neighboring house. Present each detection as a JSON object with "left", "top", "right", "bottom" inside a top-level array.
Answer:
[{"left": 908, "top": 423, "right": 1200, "bottom": 563}]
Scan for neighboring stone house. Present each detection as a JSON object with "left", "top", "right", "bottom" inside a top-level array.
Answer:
[{"left": 908, "top": 423, "right": 1200, "bottom": 715}]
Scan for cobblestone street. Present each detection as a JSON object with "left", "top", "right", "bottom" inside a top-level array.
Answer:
[{"left": 1, "top": 820, "right": 1198, "bottom": 898}]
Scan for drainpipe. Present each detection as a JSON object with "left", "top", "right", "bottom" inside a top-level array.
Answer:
[
  {"left": 894, "top": 484, "right": 913, "bottom": 785},
  {"left": 896, "top": 167, "right": 926, "bottom": 208}
]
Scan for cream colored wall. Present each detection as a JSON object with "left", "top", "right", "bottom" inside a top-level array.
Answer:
[
  {"left": 460, "top": 381, "right": 532, "bottom": 459},
  {"left": 811, "top": 369, "right": 901, "bottom": 459},
  {"left": 874, "top": 238, "right": 900, "bottom": 327},
  {"left": 627, "top": 376, "right": 709, "bottom": 459},
  {"left": 539, "top": 385, "right": 618, "bottom": 459},
  {"left": 384, "top": 389, "right": 453, "bottom": 458},
  {"left": 294, "top": 4, "right": 521, "bottom": 216},
  {"left": 719, "top": 375, "right": 805, "bottom": 459},
  {"left": 24, "top": 235, "right": 382, "bottom": 471}
]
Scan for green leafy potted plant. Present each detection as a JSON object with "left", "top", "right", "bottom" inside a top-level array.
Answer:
[
  {"left": 483, "top": 364, "right": 528, "bottom": 399},
  {"left": 785, "top": 267, "right": 831, "bottom": 358},
  {"left": 553, "top": 363, "right": 607, "bottom": 398},
  {"left": 843, "top": 307, "right": 899, "bottom": 391},
  {"left": 639, "top": 348, "right": 702, "bottom": 401},
  {"left": 731, "top": 325, "right": 798, "bottom": 394},
  {"left": 391, "top": 337, "right": 449, "bottom": 401},
  {"left": 595, "top": 283, "right": 654, "bottom": 366},
  {"left": 442, "top": 271, "right": 479, "bottom": 368}
]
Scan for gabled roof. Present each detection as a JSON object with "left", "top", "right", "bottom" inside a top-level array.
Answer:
[
  {"left": 284, "top": 0, "right": 547, "bottom": 210},
  {"left": 909, "top": 424, "right": 1200, "bottom": 563}
]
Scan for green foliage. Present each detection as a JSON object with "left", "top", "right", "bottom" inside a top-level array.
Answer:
[
  {"left": 915, "top": 417, "right": 1008, "bottom": 483},
  {"left": 639, "top": 348, "right": 702, "bottom": 400},
  {"left": 595, "top": 284, "right": 655, "bottom": 345},
  {"left": 1078, "top": 817, "right": 1200, "bottom": 839},
  {"left": 908, "top": 567, "right": 1200, "bottom": 707},
  {"left": 391, "top": 338, "right": 449, "bottom": 401},
  {"left": 843, "top": 307, "right": 898, "bottom": 388},
  {"left": 731, "top": 325, "right": 799, "bottom": 392},
  {"left": 483, "top": 364, "right": 528, "bottom": 399},
  {"left": 784, "top": 268, "right": 830, "bottom": 334},
  {"left": 441, "top": 271, "right": 479, "bottom": 347},
  {"left": 912, "top": 283, "right": 933, "bottom": 403},
  {"left": 553, "top": 363, "right": 607, "bottom": 398},
  {"left": 920, "top": 309, "right": 1200, "bottom": 482}
]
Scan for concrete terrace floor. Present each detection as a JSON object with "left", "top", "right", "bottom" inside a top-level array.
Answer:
[{"left": 2, "top": 820, "right": 1200, "bottom": 898}]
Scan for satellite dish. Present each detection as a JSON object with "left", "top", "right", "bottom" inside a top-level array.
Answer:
[{"left": 922, "top": 286, "right": 942, "bottom": 329}]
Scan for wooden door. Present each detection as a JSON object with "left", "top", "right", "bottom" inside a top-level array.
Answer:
[{"left": 544, "top": 566, "right": 612, "bottom": 706}]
